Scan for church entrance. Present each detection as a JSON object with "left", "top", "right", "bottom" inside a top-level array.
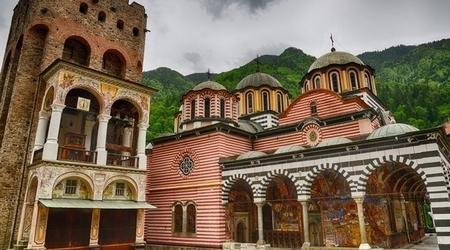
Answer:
[
  {"left": 235, "top": 212, "right": 249, "bottom": 243},
  {"left": 227, "top": 179, "right": 255, "bottom": 242},
  {"left": 308, "top": 214, "right": 323, "bottom": 246}
]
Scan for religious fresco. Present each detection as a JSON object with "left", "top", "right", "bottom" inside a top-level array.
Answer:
[
  {"left": 364, "top": 162, "right": 427, "bottom": 248},
  {"left": 310, "top": 169, "right": 360, "bottom": 247},
  {"left": 226, "top": 180, "right": 254, "bottom": 242}
]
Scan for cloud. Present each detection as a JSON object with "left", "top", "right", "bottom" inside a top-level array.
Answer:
[
  {"left": 183, "top": 52, "right": 206, "bottom": 72},
  {"left": 200, "top": 0, "right": 282, "bottom": 19}
]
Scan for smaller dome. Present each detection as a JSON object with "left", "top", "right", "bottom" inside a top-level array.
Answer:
[
  {"left": 237, "top": 150, "right": 266, "bottom": 160},
  {"left": 236, "top": 72, "right": 282, "bottom": 90},
  {"left": 308, "top": 51, "right": 364, "bottom": 73},
  {"left": 274, "top": 145, "right": 304, "bottom": 154},
  {"left": 317, "top": 137, "right": 352, "bottom": 147},
  {"left": 367, "top": 123, "right": 419, "bottom": 139},
  {"left": 193, "top": 80, "right": 227, "bottom": 91},
  {"left": 238, "top": 120, "right": 265, "bottom": 133}
]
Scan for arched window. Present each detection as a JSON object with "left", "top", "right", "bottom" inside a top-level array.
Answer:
[
  {"left": 98, "top": 11, "right": 106, "bottom": 22},
  {"left": 133, "top": 27, "right": 139, "bottom": 37},
  {"left": 204, "top": 98, "right": 210, "bottom": 118},
  {"left": 117, "top": 20, "right": 124, "bottom": 30},
  {"left": 246, "top": 92, "right": 253, "bottom": 114},
  {"left": 329, "top": 71, "right": 340, "bottom": 92},
  {"left": 277, "top": 92, "right": 283, "bottom": 113},
  {"left": 349, "top": 70, "right": 358, "bottom": 90},
  {"left": 173, "top": 204, "right": 183, "bottom": 233},
  {"left": 220, "top": 99, "right": 225, "bottom": 118},
  {"left": 364, "top": 72, "right": 371, "bottom": 90},
  {"left": 190, "top": 100, "right": 196, "bottom": 119},
  {"left": 186, "top": 204, "right": 196, "bottom": 233},
  {"left": 261, "top": 90, "right": 269, "bottom": 111},
  {"left": 79, "top": 3, "right": 88, "bottom": 14},
  {"left": 304, "top": 81, "right": 310, "bottom": 92},
  {"left": 62, "top": 38, "right": 89, "bottom": 66},
  {"left": 310, "top": 101, "right": 317, "bottom": 115},
  {"left": 102, "top": 50, "right": 124, "bottom": 77},
  {"left": 314, "top": 75, "right": 321, "bottom": 89}
]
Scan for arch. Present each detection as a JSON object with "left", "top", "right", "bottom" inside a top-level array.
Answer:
[
  {"left": 52, "top": 172, "right": 94, "bottom": 199},
  {"left": 310, "top": 101, "right": 317, "bottom": 115},
  {"left": 102, "top": 49, "right": 126, "bottom": 78},
  {"left": 222, "top": 174, "right": 255, "bottom": 203},
  {"left": 103, "top": 175, "right": 139, "bottom": 200},
  {"left": 313, "top": 74, "right": 321, "bottom": 89},
  {"left": 364, "top": 71, "right": 371, "bottom": 90},
  {"left": 190, "top": 99, "right": 196, "bottom": 119},
  {"left": 303, "top": 163, "right": 355, "bottom": 194},
  {"left": 260, "top": 169, "right": 300, "bottom": 199},
  {"left": 117, "top": 19, "right": 124, "bottom": 30},
  {"left": 62, "top": 36, "right": 90, "bottom": 66},
  {"left": 173, "top": 202, "right": 183, "bottom": 233},
  {"left": 132, "top": 27, "right": 140, "bottom": 37},
  {"left": 246, "top": 91, "right": 253, "bottom": 114},
  {"left": 42, "top": 86, "right": 55, "bottom": 112},
  {"left": 356, "top": 155, "right": 427, "bottom": 194},
  {"left": 276, "top": 91, "right": 284, "bottom": 113},
  {"left": 304, "top": 81, "right": 310, "bottom": 92},
  {"left": 26, "top": 177, "right": 39, "bottom": 202},
  {"left": 329, "top": 71, "right": 340, "bottom": 92},
  {"left": 261, "top": 90, "right": 270, "bottom": 111},
  {"left": 79, "top": 2, "right": 88, "bottom": 14},
  {"left": 348, "top": 69, "right": 359, "bottom": 90},
  {"left": 220, "top": 98, "right": 225, "bottom": 118},
  {"left": 204, "top": 97, "right": 211, "bottom": 118},
  {"left": 98, "top": 11, "right": 106, "bottom": 22}
]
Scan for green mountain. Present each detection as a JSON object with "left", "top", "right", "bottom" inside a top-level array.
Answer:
[{"left": 142, "top": 38, "right": 450, "bottom": 141}]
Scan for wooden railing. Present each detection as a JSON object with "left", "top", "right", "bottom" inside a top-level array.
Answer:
[
  {"left": 57, "top": 147, "right": 97, "bottom": 164},
  {"left": 106, "top": 152, "right": 138, "bottom": 168}
]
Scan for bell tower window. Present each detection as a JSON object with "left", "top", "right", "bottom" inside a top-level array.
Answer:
[
  {"left": 204, "top": 98, "right": 210, "bottom": 118},
  {"left": 329, "top": 71, "right": 340, "bottom": 92},
  {"left": 246, "top": 92, "right": 253, "bottom": 114},
  {"left": 220, "top": 99, "right": 225, "bottom": 118},
  {"left": 262, "top": 91, "right": 269, "bottom": 111},
  {"left": 277, "top": 92, "right": 284, "bottom": 113},
  {"left": 314, "top": 75, "right": 321, "bottom": 89},
  {"left": 349, "top": 71, "right": 358, "bottom": 90},
  {"left": 190, "top": 100, "right": 196, "bottom": 119}
]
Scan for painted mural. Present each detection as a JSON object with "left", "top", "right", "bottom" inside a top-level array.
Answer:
[{"left": 310, "top": 169, "right": 360, "bottom": 247}]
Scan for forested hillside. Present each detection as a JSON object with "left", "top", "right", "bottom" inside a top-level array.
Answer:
[{"left": 143, "top": 38, "right": 450, "bottom": 140}]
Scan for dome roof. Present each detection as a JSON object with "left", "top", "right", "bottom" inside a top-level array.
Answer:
[
  {"left": 236, "top": 150, "right": 266, "bottom": 160},
  {"left": 367, "top": 123, "right": 419, "bottom": 140},
  {"left": 193, "top": 80, "right": 226, "bottom": 91},
  {"left": 236, "top": 72, "right": 282, "bottom": 90},
  {"left": 274, "top": 145, "right": 304, "bottom": 154},
  {"left": 317, "top": 137, "right": 352, "bottom": 147},
  {"left": 238, "top": 120, "right": 265, "bottom": 133},
  {"left": 308, "top": 50, "right": 364, "bottom": 73}
]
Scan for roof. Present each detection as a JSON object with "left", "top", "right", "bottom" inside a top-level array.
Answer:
[
  {"left": 193, "top": 80, "right": 226, "bottom": 91},
  {"left": 236, "top": 151, "right": 266, "bottom": 160},
  {"left": 235, "top": 72, "right": 282, "bottom": 90},
  {"left": 274, "top": 145, "right": 304, "bottom": 154},
  {"left": 308, "top": 50, "right": 364, "bottom": 73},
  {"left": 316, "top": 137, "right": 352, "bottom": 147},
  {"left": 367, "top": 123, "right": 419, "bottom": 139}
]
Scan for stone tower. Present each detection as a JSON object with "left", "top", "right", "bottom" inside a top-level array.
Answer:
[{"left": 0, "top": 0, "right": 155, "bottom": 249}]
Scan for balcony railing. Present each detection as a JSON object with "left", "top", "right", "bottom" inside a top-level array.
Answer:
[
  {"left": 106, "top": 152, "right": 138, "bottom": 168},
  {"left": 57, "top": 147, "right": 97, "bottom": 164}
]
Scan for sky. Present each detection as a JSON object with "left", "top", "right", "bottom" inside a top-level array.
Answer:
[{"left": 0, "top": 0, "right": 449, "bottom": 76}]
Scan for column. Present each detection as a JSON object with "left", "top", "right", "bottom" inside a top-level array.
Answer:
[
  {"left": 135, "top": 209, "right": 145, "bottom": 245},
  {"left": 400, "top": 196, "right": 411, "bottom": 242},
  {"left": 96, "top": 114, "right": 111, "bottom": 165},
  {"left": 42, "top": 103, "right": 65, "bottom": 160},
  {"left": 89, "top": 209, "right": 100, "bottom": 247},
  {"left": 300, "top": 201, "right": 310, "bottom": 247},
  {"left": 31, "top": 111, "right": 51, "bottom": 162},
  {"left": 137, "top": 123, "right": 149, "bottom": 170},
  {"left": 355, "top": 197, "right": 371, "bottom": 249},
  {"left": 256, "top": 202, "right": 265, "bottom": 245}
]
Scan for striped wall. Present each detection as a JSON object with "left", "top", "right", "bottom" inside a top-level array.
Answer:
[
  {"left": 146, "top": 132, "right": 253, "bottom": 248},
  {"left": 222, "top": 141, "right": 450, "bottom": 248}
]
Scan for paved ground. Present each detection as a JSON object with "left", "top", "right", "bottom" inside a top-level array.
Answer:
[{"left": 394, "top": 235, "right": 438, "bottom": 249}]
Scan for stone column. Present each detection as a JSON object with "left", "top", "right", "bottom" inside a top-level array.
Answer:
[
  {"left": 256, "top": 202, "right": 265, "bottom": 245},
  {"left": 301, "top": 201, "right": 310, "bottom": 247},
  {"left": 96, "top": 114, "right": 111, "bottom": 165},
  {"left": 135, "top": 209, "right": 145, "bottom": 245},
  {"left": 137, "top": 123, "right": 149, "bottom": 169},
  {"left": 33, "top": 111, "right": 51, "bottom": 150},
  {"left": 42, "top": 103, "right": 65, "bottom": 160},
  {"left": 355, "top": 197, "right": 371, "bottom": 249},
  {"left": 89, "top": 209, "right": 100, "bottom": 247}
]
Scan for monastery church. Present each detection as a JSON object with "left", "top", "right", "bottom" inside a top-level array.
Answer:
[{"left": 0, "top": 0, "right": 449, "bottom": 250}]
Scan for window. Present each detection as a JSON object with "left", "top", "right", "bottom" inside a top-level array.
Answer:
[
  {"left": 310, "top": 102, "right": 317, "bottom": 115},
  {"left": 172, "top": 202, "right": 196, "bottom": 236},
  {"left": 102, "top": 51, "right": 123, "bottom": 77},
  {"left": 180, "top": 156, "right": 194, "bottom": 176},
  {"left": 262, "top": 91, "right": 269, "bottom": 111},
  {"left": 204, "top": 98, "right": 210, "bottom": 118},
  {"left": 364, "top": 72, "right": 371, "bottom": 90},
  {"left": 98, "top": 11, "right": 106, "bottom": 22},
  {"left": 79, "top": 3, "right": 88, "bottom": 14},
  {"left": 62, "top": 38, "right": 89, "bottom": 66},
  {"left": 65, "top": 179, "right": 77, "bottom": 194},
  {"left": 190, "top": 100, "right": 196, "bottom": 119},
  {"left": 349, "top": 70, "right": 358, "bottom": 90},
  {"left": 186, "top": 204, "right": 196, "bottom": 233},
  {"left": 277, "top": 92, "right": 284, "bottom": 113},
  {"left": 314, "top": 75, "right": 321, "bottom": 89},
  {"left": 117, "top": 20, "right": 124, "bottom": 30},
  {"left": 115, "top": 182, "right": 125, "bottom": 196},
  {"left": 329, "top": 71, "right": 340, "bottom": 92},
  {"left": 220, "top": 99, "right": 225, "bottom": 118},
  {"left": 173, "top": 204, "right": 183, "bottom": 233},
  {"left": 246, "top": 92, "right": 253, "bottom": 114},
  {"left": 133, "top": 27, "right": 139, "bottom": 37},
  {"left": 305, "top": 81, "right": 310, "bottom": 92}
]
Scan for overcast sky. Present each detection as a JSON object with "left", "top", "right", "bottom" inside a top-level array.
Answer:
[{"left": 0, "top": 0, "right": 449, "bottom": 75}]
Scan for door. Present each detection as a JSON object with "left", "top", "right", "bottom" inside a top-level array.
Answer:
[{"left": 234, "top": 212, "right": 249, "bottom": 243}]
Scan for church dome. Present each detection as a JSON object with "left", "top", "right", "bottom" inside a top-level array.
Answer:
[
  {"left": 274, "top": 145, "right": 304, "bottom": 154},
  {"left": 308, "top": 50, "right": 364, "bottom": 73},
  {"left": 316, "top": 137, "right": 352, "bottom": 147},
  {"left": 235, "top": 72, "right": 282, "bottom": 90},
  {"left": 193, "top": 80, "right": 227, "bottom": 91},
  {"left": 367, "top": 123, "right": 419, "bottom": 140},
  {"left": 236, "top": 150, "right": 266, "bottom": 160}
]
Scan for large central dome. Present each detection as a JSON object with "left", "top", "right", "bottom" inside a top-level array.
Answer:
[
  {"left": 308, "top": 50, "right": 364, "bottom": 73},
  {"left": 235, "top": 72, "right": 282, "bottom": 90}
]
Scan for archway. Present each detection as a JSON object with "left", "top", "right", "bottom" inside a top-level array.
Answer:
[
  {"left": 227, "top": 179, "right": 254, "bottom": 243},
  {"left": 364, "top": 161, "right": 427, "bottom": 248},
  {"left": 310, "top": 169, "right": 356, "bottom": 247}
]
